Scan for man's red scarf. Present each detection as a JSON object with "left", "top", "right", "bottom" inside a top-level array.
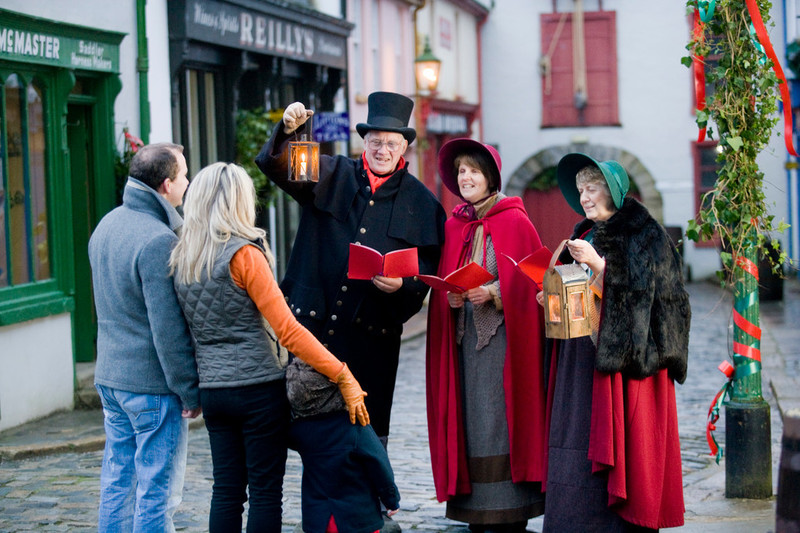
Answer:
[{"left": 361, "top": 153, "right": 406, "bottom": 192}]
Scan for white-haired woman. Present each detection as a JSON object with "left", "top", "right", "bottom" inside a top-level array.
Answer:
[
  {"left": 539, "top": 154, "right": 690, "bottom": 533},
  {"left": 170, "top": 162, "right": 369, "bottom": 533}
]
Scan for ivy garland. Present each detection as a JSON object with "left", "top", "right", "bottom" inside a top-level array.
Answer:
[{"left": 682, "top": 0, "right": 789, "bottom": 282}]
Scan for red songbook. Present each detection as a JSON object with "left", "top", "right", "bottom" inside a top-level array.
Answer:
[
  {"left": 347, "top": 244, "right": 419, "bottom": 280},
  {"left": 418, "top": 262, "right": 494, "bottom": 294},
  {"left": 501, "top": 247, "right": 553, "bottom": 288}
]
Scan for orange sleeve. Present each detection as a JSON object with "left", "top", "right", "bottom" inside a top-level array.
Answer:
[{"left": 230, "top": 245, "right": 345, "bottom": 380}]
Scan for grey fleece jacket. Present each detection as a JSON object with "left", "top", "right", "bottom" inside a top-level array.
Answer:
[{"left": 89, "top": 178, "right": 199, "bottom": 409}]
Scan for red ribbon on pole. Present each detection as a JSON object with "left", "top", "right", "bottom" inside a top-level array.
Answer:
[
  {"left": 735, "top": 254, "right": 759, "bottom": 279},
  {"left": 745, "top": 0, "right": 799, "bottom": 156},
  {"left": 706, "top": 361, "right": 735, "bottom": 462},
  {"left": 693, "top": 9, "right": 707, "bottom": 142}
]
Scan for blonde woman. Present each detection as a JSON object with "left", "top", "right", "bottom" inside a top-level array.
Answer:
[{"left": 170, "top": 162, "right": 368, "bottom": 533}]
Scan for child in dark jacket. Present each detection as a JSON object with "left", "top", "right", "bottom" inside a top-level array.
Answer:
[{"left": 287, "top": 358, "right": 400, "bottom": 533}]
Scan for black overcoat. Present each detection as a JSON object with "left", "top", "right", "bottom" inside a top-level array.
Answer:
[
  {"left": 256, "top": 123, "right": 446, "bottom": 436},
  {"left": 289, "top": 412, "right": 400, "bottom": 533}
]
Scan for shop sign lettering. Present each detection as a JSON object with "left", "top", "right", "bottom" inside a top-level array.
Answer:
[
  {"left": 426, "top": 113, "right": 469, "bottom": 134},
  {"left": 187, "top": 0, "right": 347, "bottom": 69},
  {"left": 0, "top": 26, "right": 119, "bottom": 72}
]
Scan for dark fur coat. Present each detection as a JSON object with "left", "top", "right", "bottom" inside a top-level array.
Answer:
[{"left": 565, "top": 198, "right": 690, "bottom": 383}]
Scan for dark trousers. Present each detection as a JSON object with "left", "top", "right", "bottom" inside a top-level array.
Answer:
[{"left": 201, "top": 380, "right": 290, "bottom": 533}]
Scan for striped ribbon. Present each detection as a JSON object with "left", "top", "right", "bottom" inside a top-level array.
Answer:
[
  {"left": 707, "top": 361, "right": 734, "bottom": 463},
  {"left": 692, "top": 9, "right": 707, "bottom": 142},
  {"left": 744, "top": 0, "right": 799, "bottom": 156},
  {"left": 705, "top": 255, "right": 762, "bottom": 460},
  {"left": 692, "top": 1, "right": 798, "bottom": 155}
]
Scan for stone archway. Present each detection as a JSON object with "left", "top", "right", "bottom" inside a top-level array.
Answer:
[{"left": 505, "top": 144, "right": 663, "bottom": 222}]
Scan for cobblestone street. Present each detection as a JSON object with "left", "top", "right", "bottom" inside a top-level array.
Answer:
[{"left": 0, "top": 280, "right": 792, "bottom": 532}]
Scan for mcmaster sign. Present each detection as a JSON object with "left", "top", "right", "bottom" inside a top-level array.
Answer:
[{"left": 187, "top": 0, "right": 347, "bottom": 70}]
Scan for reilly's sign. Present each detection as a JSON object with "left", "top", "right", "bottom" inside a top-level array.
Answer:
[{"left": 185, "top": 0, "right": 349, "bottom": 70}]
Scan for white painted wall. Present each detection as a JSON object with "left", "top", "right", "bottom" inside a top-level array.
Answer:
[
  {"left": 147, "top": 0, "right": 175, "bottom": 143},
  {"left": 0, "top": 315, "right": 74, "bottom": 431},
  {"left": 417, "top": 0, "right": 482, "bottom": 104},
  {"left": 481, "top": 1, "right": 789, "bottom": 280}
]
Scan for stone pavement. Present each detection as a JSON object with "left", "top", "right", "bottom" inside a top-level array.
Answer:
[{"left": 1, "top": 279, "right": 798, "bottom": 532}]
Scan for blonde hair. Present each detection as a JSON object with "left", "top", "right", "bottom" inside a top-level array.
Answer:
[{"left": 170, "top": 162, "right": 273, "bottom": 285}]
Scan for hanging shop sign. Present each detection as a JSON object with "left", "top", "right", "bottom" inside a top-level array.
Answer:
[
  {"left": 0, "top": 9, "right": 122, "bottom": 72},
  {"left": 185, "top": 0, "right": 348, "bottom": 69},
  {"left": 312, "top": 112, "right": 350, "bottom": 142},
  {"left": 426, "top": 112, "right": 469, "bottom": 135}
]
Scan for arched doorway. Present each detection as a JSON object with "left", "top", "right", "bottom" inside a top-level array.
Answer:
[{"left": 504, "top": 144, "right": 661, "bottom": 251}]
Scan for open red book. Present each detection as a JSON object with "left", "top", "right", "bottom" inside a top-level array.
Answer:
[
  {"left": 418, "top": 262, "right": 494, "bottom": 294},
  {"left": 501, "top": 247, "right": 553, "bottom": 288},
  {"left": 347, "top": 243, "right": 419, "bottom": 280}
]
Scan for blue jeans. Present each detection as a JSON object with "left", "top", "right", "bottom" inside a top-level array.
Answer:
[
  {"left": 96, "top": 385, "right": 189, "bottom": 533},
  {"left": 200, "top": 379, "right": 289, "bottom": 533}
]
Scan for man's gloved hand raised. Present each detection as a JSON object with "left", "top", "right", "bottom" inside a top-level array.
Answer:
[
  {"left": 283, "top": 102, "right": 314, "bottom": 134},
  {"left": 333, "top": 363, "right": 370, "bottom": 426}
]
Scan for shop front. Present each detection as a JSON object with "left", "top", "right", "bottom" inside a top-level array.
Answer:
[
  {"left": 167, "top": 0, "right": 351, "bottom": 273},
  {"left": 0, "top": 8, "right": 123, "bottom": 430}
]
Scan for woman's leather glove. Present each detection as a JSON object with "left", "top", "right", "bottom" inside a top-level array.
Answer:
[{"left": 334, "top": 363, "right": 370, "bottom": 426}]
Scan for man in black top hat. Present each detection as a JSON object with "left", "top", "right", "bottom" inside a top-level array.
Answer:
[{"left": 256, "top": 91, "right": 445, "bottom": 449}]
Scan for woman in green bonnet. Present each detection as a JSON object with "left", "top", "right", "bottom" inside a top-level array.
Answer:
[{"left": 540, "top": 154, "right": 690, "bottom": 532}]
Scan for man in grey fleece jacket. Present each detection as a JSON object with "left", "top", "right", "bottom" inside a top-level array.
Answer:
[{"left": 89, "top": 142, "right": 200, "bottom": 532}]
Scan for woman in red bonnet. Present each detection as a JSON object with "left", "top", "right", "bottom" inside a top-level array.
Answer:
[{"left": 426, "top": 138, "right": 548, "bottom": 533}]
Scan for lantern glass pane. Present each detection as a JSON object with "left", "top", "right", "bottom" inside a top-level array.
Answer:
[
  {"left": 289, "top": 140, "right": 320, "bottom": 182},
  {"left": 569, "top": 292, "right": 586, "bottom": 321},
  {"left": 548, "top": 294, "right": 562, "bottom": 322}
]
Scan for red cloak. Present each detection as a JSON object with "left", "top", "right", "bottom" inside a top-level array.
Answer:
[
  {"left": 426, "top": 196, "right": 547, "bottom": 502},
  {"left": 588, "top": 368, "right": 685, "bottom": 528}
]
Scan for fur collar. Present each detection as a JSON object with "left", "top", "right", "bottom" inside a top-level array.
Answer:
[{"left": 568, "top": 197, "right": 690, "bottom": 383}]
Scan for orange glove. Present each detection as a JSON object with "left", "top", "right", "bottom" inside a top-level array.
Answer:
[{"left": 334, "top": 363, "right": 370, "bottom": 426}]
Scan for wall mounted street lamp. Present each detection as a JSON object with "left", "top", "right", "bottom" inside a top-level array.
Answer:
[{"left": 415, "top": 37, "right": 441, "bottom": 95}]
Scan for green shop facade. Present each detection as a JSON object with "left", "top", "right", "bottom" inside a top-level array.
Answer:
[{"left": 0, "top": 9, "right": 122, "bottom": 430}]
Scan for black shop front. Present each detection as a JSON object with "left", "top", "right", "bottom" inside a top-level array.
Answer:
[{"left": 168, "top": 0, "right": 351, "bottom": 273}]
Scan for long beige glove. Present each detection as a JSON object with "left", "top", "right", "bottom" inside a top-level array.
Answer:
[{"left": 334, "top": 363, "right": 370, "bottom": 426}]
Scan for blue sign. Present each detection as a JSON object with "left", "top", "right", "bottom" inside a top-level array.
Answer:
[{"left": 313, "top": 111, "right": 350, "bottom": 142}]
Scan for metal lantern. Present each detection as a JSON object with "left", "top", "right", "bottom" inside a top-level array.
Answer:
[
  {"left": 542, "top": 242, "right": 592, "bottom": 339},
  {"left": 289, "top": 117, "right": 319, "bottom": 182}
]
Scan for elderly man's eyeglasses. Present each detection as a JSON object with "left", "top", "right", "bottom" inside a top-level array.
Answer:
[{"left": 367, "top": 139, "right": 403, "bottom": 152}]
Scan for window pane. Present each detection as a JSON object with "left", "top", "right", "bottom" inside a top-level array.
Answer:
[
  {"left": 186, "top": 70, "right": 201, "bottom": 176},
  {"left": 699, "top": 146, "right": 719, "bottom": 167},
  {"left": 700, "top": 169, "right": 718, "bottom": 189},
  {"left": 203, "top": 72, "right": 218, "bottom": 162},
  {"left": 6, "top": 74, "right": 31, "bottom": 285},
  {"left": 28, "top": 80, "right": 49, "bottom": 281}
]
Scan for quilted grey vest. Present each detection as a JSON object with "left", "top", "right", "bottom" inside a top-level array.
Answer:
[{"left": 176, "top": 237, "right": 285, "bottom": 388}]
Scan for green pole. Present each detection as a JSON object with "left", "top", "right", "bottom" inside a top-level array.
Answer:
[
  {"left": 725, "top": 243, "right": 772, "bottom": 498},
  {"left": 136, "top": 0, "right": 150, "bottom": 144}
]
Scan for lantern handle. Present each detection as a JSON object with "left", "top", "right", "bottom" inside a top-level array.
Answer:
[{"left": 550, "top": 239, "right": 569, "bottom": 270}]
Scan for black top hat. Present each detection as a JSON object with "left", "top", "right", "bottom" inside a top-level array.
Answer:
[{"left": 355, "top": 91, "right": 416, "bottom": 143}]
